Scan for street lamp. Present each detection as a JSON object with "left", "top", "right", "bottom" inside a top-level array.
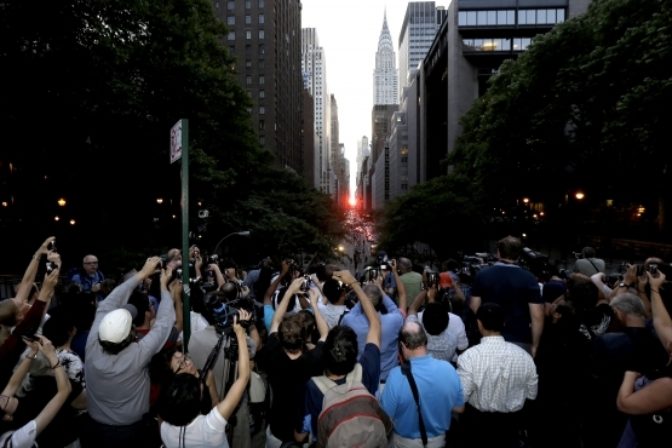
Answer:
[{"left": 212, "top": 230, "right": 251, "bottom": 255}]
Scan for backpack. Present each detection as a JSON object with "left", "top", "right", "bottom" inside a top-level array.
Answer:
[{"left": 312, "top": 364, "right": 393, "bottom": 448}]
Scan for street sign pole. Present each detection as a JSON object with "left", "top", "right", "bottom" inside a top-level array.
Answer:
[{"left": 171, "top": 118, "right": 191, "bottom": 350}]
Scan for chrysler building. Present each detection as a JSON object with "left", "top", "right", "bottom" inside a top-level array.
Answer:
[{"left": 373, "top": 12, "right": 399, "bottom": 105}]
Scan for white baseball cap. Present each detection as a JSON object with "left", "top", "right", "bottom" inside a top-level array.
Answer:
[{"left": 98, "top": 308, "right": 133, "bottom": 344}]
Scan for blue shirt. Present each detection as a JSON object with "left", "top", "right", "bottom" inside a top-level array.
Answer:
[
  {"left": 341, "top": 295, "right": 403, "bottom": 380},
  {"left": 380, "top": 355, "right": 464, "bottom": 439}
]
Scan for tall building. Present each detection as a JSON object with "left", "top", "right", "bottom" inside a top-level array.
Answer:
[
  {"left": 330, "top": 94, "right": 340, "bottom": 197},
  {"left": 356, "top": 136, "right": 369, "bottom": 180},
  {"left": 302, "top": 88, "right": 316, "bottom": 184},
  {"left": 373, "top": 12, "right": 399, "bottom": 105},
  {"left": 301, "top": 28, "right": 331, "bottom": 192},
  {"left": 398, "top": 2, "right": 444, "bottom": 99},
  {"left": 418, "top": 0, "right": 591, "bottom": 182},
  {"left": 214, "top": 0, "right": 303, "bottom": 172}
]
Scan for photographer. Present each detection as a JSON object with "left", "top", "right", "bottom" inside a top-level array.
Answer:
[
  {"left": 83, "top": 257, "right": 177, "bottom": 447},
  {"left": 159, "top": 312, "right": 251, "bottom": 448},
  {"left": 188, "top": 287, "right": 261, "bottom": 448},
  {"left": 573, "top": 246, "right": 605, "bottom": 276},
  {"left": 256, "top": 277, "right": 327, "bottom": 447},
  {"left": 342, "top": 262, "right": 405, "bottom": 384}
]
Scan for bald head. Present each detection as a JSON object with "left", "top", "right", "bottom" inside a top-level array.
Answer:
[
  {"left": 398, "top": 257, "right": 413, "bottom": 274},
  {"left": 399, "top": 320, "right": 427, "bottom": 350}
]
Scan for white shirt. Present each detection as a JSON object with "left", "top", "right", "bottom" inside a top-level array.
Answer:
[
  {"left": 457, "top": 336, "right": 538, "bottom": 412},
  {"left": 160, "top": 406, "right": 229, "bottom": 448},
  {"left": 408, "top": 312, "right": 468, "bottom": 363},
  {"left": 0, "top": 420, "right": 37, "bottom": 448},
  {"left": 317, "top": 301, "right": 348, "bottom": 329}
]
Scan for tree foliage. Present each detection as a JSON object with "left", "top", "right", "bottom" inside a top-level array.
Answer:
[
  {"left": 379, "top": 0, "right": 672, "bottom": 252},
  {"left": 0, "top": 0, "right": 342, "bottom": 269}
]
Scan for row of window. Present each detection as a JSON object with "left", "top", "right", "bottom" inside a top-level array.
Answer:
[
  {"left": 462, "top": 37, "right": 533, "bottom": 52},
  {"left": 228, "top": 30, "right": 265, "bottom": 40},
  {"left": 228, "top": 0, "right": 264, "bottom": 11},
  {"left": 227, "top": 14, "right": 264, "bottom": 25},
  {"left": 458, "top": 8, "right": 566, "bottom": 27}
]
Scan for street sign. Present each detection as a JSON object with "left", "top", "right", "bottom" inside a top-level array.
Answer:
[{"left": 170, "top": 119, "right": 184, "bottom": 164}]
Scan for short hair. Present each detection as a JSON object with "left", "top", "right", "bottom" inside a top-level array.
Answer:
[
  {"left": 399, "top": 321, "right": 427, "bottom": 350},
  {"left": 278, "top": 314, "right": 305, "bottom": 352},
  {"left": 323, "top": 279, "right": 344, "bottom": 305},
  {"left": 421, "top": 303, "right": 449, "bottom": 336},
  {"left": 157, "top": 373, "right": 201, "bottom": 426},
  {"left": 610, "top": 293, "right": 647, "bottom": 320},
  {"left": 128, "top": 290, "right": 150, "bottom": 327},
  {"left": 582, "top": 246, "right": 596, "bottom": 258},
  {"left": 476, "top": 302, "right": 505, "bottom": 332},
  {"left": 497, "top": 236, "right": 522, "bottom": 260},
  {"left": 363, "top": 284, "right": 382, "bottom": 307},
  {"left": 296, "top": 309, "right": 318, "bottom": 344},
  {"left": 324, "top": 326, "right": 359, "bottom": 375},
  {"left": 398, "top": 258, "right": 413, "bottom": 272}
]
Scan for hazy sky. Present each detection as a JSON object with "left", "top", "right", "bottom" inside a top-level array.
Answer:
[{"left": 301, "top": 0, "right": 451, "bottom": 193}]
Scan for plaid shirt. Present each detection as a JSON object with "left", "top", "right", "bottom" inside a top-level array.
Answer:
[{"left": 457, "top": 336, "right": 538, "bottom": 412}]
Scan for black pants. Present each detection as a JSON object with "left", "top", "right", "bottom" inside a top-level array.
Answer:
[
  {"left": 462, "top": 404, "right": 525, "bottom": 448},
  {"left": 79, "top": 413, "right": 161, "bottom": 448}
]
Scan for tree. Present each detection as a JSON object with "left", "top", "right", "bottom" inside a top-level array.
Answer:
[{"left": 0, "top": 0, "right": 342, "bottom": 270}]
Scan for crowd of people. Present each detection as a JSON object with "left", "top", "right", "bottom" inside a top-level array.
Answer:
[{"left": 0, "top": 235, "right": 671, "bottom": 447}]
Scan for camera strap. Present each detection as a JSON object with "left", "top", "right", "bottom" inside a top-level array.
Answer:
[
  {"left": 401, "top": 361, "right": 428, "bottom": 447},
  {"left": 587, "top": 258, "right": 600, "bottom": 274}
]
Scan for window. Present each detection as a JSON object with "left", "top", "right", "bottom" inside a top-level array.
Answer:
[
  {"left": 259, "top": 90, "right": 265, "bottom": 98},
  {"left": 259, "top": 119, "right": 265, "bottom": 129},
  {"left": 227, "top": 1, "right": 234, "bottom": 11},
  {"left": 245, "top": 15, "right": 251, "bottom": 24},
  {"left": 259, "top": 106, "right": 265, "bottom": 115},
  {"left": 246, "top": 75, "right": 252, "bottom": 85},
  {"left": 245, "top": 0, "right": 251, "bottom": 9},
  {"left": 258, "top": 30, "right": 264, "bottom": 39},
  {"left": 258, "top": 14, "right": 264, "bottom": 24},
  {"left": 258, "top": 0, "right": 264, "bottom": 7},
  {"left": 246, "top": 30, "right": 252, "bottom": 40},
  {"left": 259, "top": 76, "right": 265, "bottom": 85},
  {"left": 227, "top": 16, "right": 235, "bottom": 25},
  {"left": 227, "top": 31, "right": 235, "bottom": 40},
  {"left": 245, "top": 59, "right": 252, "bottom": 68}
]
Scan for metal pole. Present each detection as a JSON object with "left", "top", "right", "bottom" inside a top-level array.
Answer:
[{"left": 180, "top": 119, "right": 191, "bottom": 351}]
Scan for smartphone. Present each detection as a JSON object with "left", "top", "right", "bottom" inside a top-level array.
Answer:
[{"left": 22, "top": 334, "right": 39, "bottom": 342}]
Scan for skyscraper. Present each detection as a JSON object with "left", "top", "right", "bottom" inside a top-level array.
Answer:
[
  {"left": 373, "top": 12, "right": 399, "bottom": 105},
  {"left": 214, "top": 0, "right": 303, "bottom": 173},
  {"left": 301, "top": 28, "right": 331, "bottom": 192},
  {"left": 398, "top": 2, "right": 445, "bottom": 98}
]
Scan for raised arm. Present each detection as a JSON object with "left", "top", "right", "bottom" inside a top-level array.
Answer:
[
  {"left": 216, "top": 313, "right": 251, "bottom": 420},
  {"left": 649, "top": 271, "right": 672, "bottom": 354},
  {"left": 263, "top": 260, "right": 290, "bottom": 305},
  {"left": 333, "top": 270, "right": 380, "bottom": 348},
  {"left": 617, "top": 370, "right": 672, "bottom": 415},
  {"left": 270, "top": 277, "right": 303, "bottom": 334},
  {"left": 32, "top": 335, "right": 72, "bottom": 434},
  {"left": 13, "top": 236, "right": 55, "bottom": 308},
  {"left": 390, "top": 259, "right": 407, "bottom": 316},
  {"left": 308, "top": 288, "right": 329, "bottom": 342},
  {"left": 171, "top": 279, "right": 184, "bottom": 333},
  {"left": 408, "top": 289, "right": 428, "bottom": 316}
]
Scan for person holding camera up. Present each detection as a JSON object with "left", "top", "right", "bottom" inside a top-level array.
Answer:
[
  {"left": 158, "top": 311, "right": 251, "bottom": 448},
  {"left": 256, "top": 277, "right": 328, "bottom": 447},
  {"left": 83, "top": 257, "right": 178, "bottom": 447}
]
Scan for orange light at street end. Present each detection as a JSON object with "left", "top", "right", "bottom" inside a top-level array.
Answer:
[{"left": 348, "top": 197, "right": 357, "bottom": 208}]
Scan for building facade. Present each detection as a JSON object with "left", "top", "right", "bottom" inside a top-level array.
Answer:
[
  {"left": 398, "top": 2, "right": 445, "bottom": 100},
  {"left": 373, "top": 12, "right": 399, "bottom": 106},
  {"left": 301, "top": 28, "right": 332, "bottom": 192},
  {"left": 214, "top": 0, "right": 303, "bottom": 173}
]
